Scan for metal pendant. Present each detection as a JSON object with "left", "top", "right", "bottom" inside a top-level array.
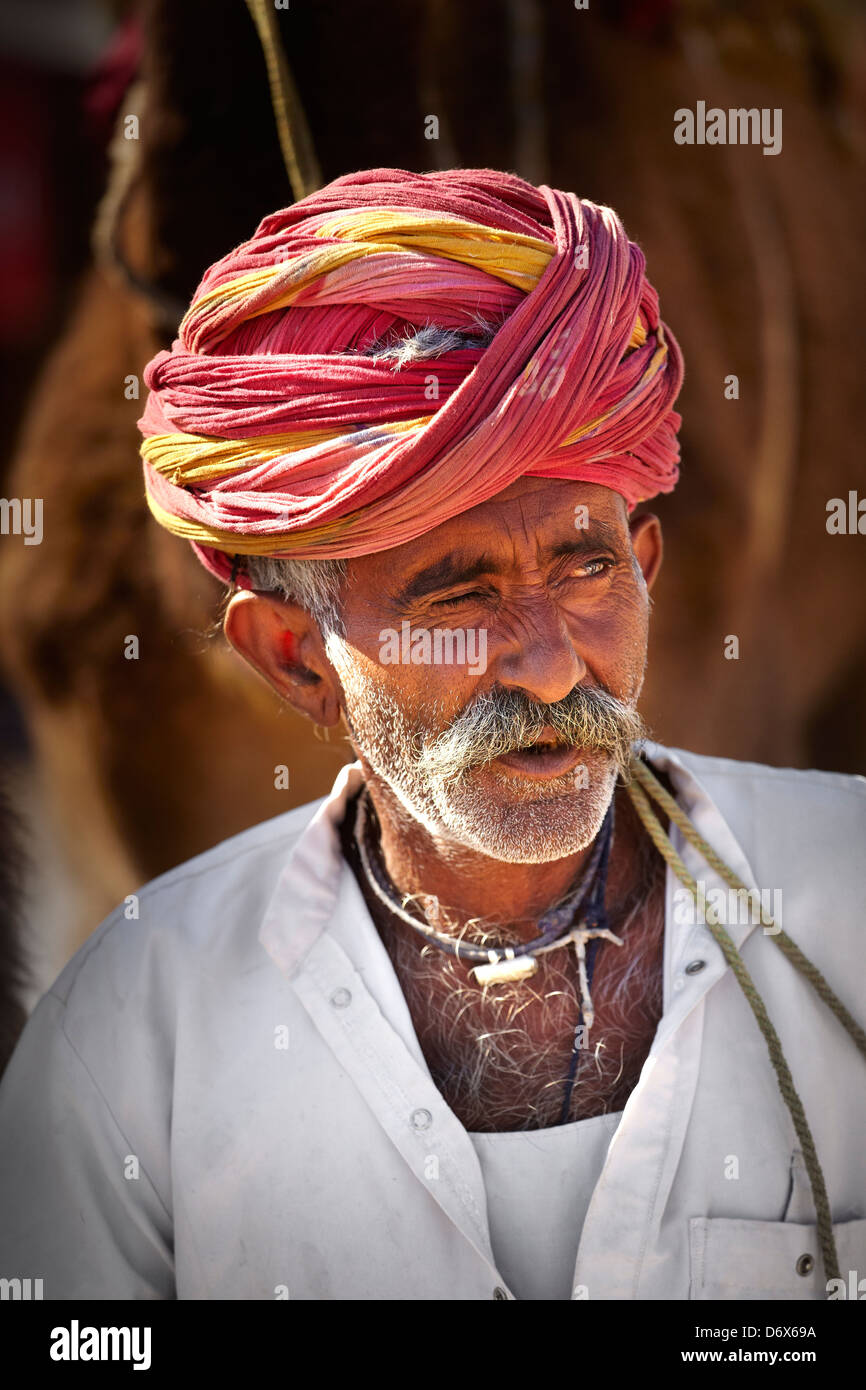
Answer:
[{"left": 471, "top": 954, "right": 539, "bottom": 986}]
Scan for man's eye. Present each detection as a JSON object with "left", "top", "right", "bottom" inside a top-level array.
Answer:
[
  {"left": 432, "top": 589, "right": 489, "bottom": 608},
  {"left": 568, "top": 558, "right": 613, "bottom": 579}
]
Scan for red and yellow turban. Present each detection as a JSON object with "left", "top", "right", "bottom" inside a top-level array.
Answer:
[{"left": 138, "top": 167, "right": 684, "bottom": 586}]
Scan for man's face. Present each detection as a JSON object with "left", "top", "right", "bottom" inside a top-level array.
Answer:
[{"left": 325, "top": 478, "right": 658, "bottom": 863}]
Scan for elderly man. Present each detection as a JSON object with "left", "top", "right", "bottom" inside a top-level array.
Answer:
[{"left": 0, "top": 168, "right": 864, "bottom": 1303}]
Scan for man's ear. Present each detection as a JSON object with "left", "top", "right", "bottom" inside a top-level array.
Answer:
[
  {"left": 223, "top": 590, "right": 343, "bottom": 727},
  {"left": 628, "top": 512, "right": 663, "bottom": 592}
]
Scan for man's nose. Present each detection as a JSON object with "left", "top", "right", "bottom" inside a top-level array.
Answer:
[{"left": 492, "top": 600, "right": 587, "bottom": 706}]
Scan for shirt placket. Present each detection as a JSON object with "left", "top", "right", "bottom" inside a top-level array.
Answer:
[
  {"left": 287, "top": 928, "right": 516, "bottom": 1291},
  {"left": 260, "top": 768, "right": 518, "bottom": 1297}
]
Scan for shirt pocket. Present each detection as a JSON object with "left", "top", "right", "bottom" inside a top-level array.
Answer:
[{"left": 689, "top": 1216, "right": 866, "bottom": 1300}]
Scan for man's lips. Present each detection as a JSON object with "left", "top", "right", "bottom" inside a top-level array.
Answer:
[{"left": 489, "top": 726, "right": 590, "bottom": 780}]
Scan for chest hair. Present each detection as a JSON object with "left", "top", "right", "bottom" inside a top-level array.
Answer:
[{"left": 368, "top": 833, "right": 667, "bottom": 1133}]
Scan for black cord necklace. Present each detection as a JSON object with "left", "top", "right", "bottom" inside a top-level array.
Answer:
[
  {"left": 353, "top": 787, "right": 623, "bottom": 1122},
  {"left": 558, "top": 804, "right": 617, "bottom": 1122}
]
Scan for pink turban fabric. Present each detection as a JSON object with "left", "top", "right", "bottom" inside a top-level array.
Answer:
[{"left": 137, "top": 167, "right": 684, "bottom": 586}]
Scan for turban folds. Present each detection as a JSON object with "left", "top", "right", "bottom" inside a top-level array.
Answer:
[{"left": 138, "top": 167, "right": 684, "bottom": 586}]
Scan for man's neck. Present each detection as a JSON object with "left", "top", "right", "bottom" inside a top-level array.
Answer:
[{"left": 357, "top": 770, "right": 638, "bottom": 945}]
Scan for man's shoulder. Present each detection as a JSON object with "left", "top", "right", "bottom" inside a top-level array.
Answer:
[
  {"left": 663, "top": 743, "right": 865, "bottom": 809},
  {"left": 47, "top": 793, "right": 329, "bottom": 1011},
  {"left": 653, "top": 741, "right": 865, "bottom": 882},
  {"left": 136, "top": 794, "right": 325, "bottom": 901}
]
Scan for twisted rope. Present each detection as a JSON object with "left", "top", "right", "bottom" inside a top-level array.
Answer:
[
  {"left": 244, "top": 0, "right": 322, "bottom": 201},
  {"left": 625, "top": 752, "right": 855, "bottom": 1287},
  {"left": 631, "top": 757, "right": 866, "bottom": 1059}
]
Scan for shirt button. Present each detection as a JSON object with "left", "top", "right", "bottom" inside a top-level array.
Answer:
[
  {"left": 410, "top": 1108, "right": 432, "bottom": 1131},
  {"left": 685, "top": 959, "right": 706, "bottom": 975},
  {"left": 796, "top": 1253, "right": 814, "bottom": 1277},
  {"left": 673, "top": 978, "right": 685, "bottom": 992},
  {"left": 493, "top": 1286, "right": 508, "bottom": 1300},
  {"left": 329, "top": 987, "right": 352, "bottom": 1009}
]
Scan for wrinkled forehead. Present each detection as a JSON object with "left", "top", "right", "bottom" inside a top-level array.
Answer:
[{"left": 474, "top": 477, "right": 631, "bottom": 533}]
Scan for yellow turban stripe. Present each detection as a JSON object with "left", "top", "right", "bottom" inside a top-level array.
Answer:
[
  {"left": 187, "top": 211, "right": 651, "bottom": 348},
  {"left": 143, "top": 337, "right": 648, "bottom": 503},
  {"left": 189, "top": 212, "right": 556, "bottom": 332},
  {"left": 144, "top": 488, "right": 356, "bottom": 554},
  {"left": 141, "top": 416, "right": 430, "bottom": 488}
]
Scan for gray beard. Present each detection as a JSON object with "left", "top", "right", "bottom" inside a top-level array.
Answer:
[{"left": 326, "top": 633, "right": 640, "bottom": 863}]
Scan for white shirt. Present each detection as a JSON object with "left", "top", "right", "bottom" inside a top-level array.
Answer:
[
  {"left": 469, "top": 1111, "right": 623, "bottom": 1300},
  {"left": 0, "top": 741, "right": 864, "bottom": 1301}
]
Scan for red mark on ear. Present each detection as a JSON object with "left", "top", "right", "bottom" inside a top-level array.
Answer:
[{"left": 281, "top": 631, "right": 296, "bottom": 664}]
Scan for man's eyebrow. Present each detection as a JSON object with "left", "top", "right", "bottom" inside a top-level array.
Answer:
[
  {"left": 396, "top": 552, "right": 503, "bottom": 602},
  {"left": 546, "top": 522, "right": 627, "bottom": 561},
  {"left": 396, "top": 525, "right": 627, "bottom": 602}
]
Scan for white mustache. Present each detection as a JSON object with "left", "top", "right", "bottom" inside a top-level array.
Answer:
[{"left": 418, "top": 685, "right": 645, "bottom": 781}]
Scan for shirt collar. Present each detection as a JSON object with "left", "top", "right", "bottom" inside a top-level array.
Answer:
[
  {"left": 259, "top": 759, "right": 366, "bottom": 976},
  {"left": 638, "top": 738, "right": 764, "bottom": 949}
]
